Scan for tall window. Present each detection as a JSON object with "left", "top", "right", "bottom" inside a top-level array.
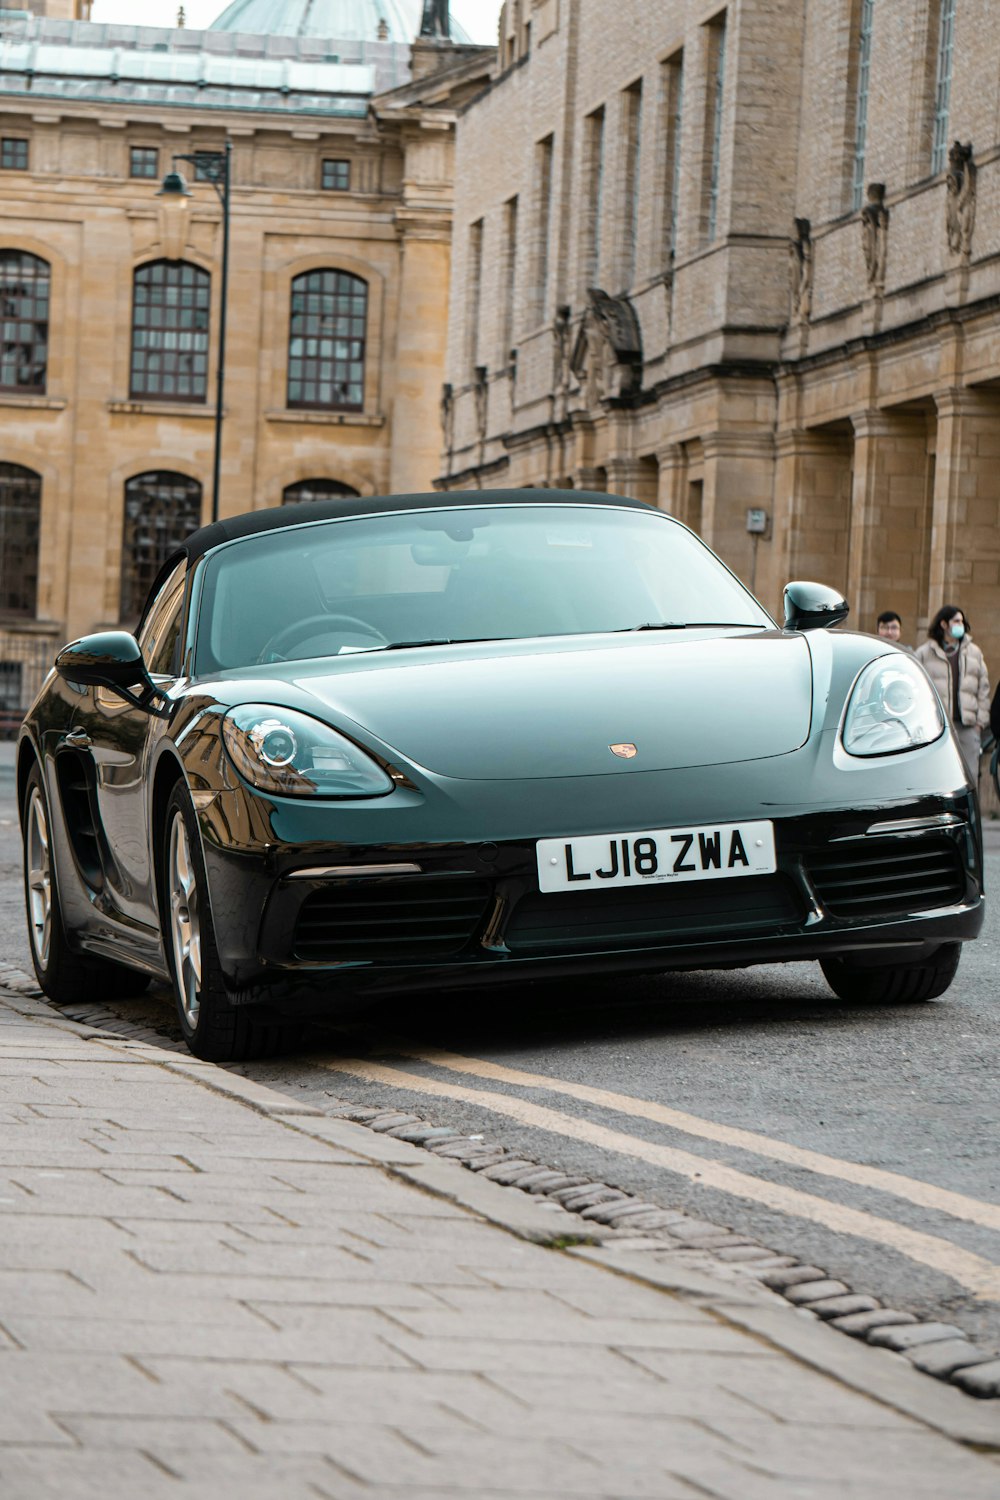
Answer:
[
  {"left": 130, "top": 260, "right": 210, "bottom": 403},
  {"left": 582, "top": 108, "right": 605, "bottom": 289},
  {"left": 120, "top": 471, "right": 202, "bottom": 622},
  {"left": 662, "top": 54, "right": 684, "bottom": 263},
  {"left": 0, "top": 251, "right": 49, "bottom": 394},
  {"left": 851, "top": 0, "right": 874, "bottom": 209},
  {"left": 500, "top": 196, "right": 518, "bottom": 360},
  {"left": 931, "top": 0, "right": 956, "bottom": 174},
  {"left": 282, "top": 479, "right": 360, "bottom": 504},
  {"left": 465, "top": 220, "right": 484, "bottom": 377},
  {"left": 287, "top": 269, "right": 367, "bottom": 411},
  {"left": 534, "top": 135, "right": 555, "bottom": 325},
  {"left": 705, "top": 14, "right": 727, "bottom": 243},
  {"left": 0, "top": 463, "right": 40, "bottom": 618},
  {"left": 621, "top": 81, "right": 643, "bottom": 289}
]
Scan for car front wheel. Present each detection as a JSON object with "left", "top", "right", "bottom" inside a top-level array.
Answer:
[
  {"left": 161, "top": 782, "right": 288, "bottom": 1061},
  {"left": 819, "top": 942, "right": 961, "bottom": 1005}
]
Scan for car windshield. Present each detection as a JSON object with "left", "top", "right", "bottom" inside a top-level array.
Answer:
[{"left": 194, "top": 504, "right": 771, "bottom": 673}]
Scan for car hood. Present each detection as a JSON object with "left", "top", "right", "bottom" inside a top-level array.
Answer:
[{"left": 285, "top": 631, "right": 813, "bottom": 780}]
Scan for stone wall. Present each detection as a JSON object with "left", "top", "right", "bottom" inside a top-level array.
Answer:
[
  {"left": 0, "top": 42, "right": 475, "bottom": 642},
  {"left": 441, "top": 0, "right": 1000, "bottom": 688}
]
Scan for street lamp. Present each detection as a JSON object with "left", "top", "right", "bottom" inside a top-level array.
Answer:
[{"left": 157, "top": 143, "right": 232, "bottom": 525}]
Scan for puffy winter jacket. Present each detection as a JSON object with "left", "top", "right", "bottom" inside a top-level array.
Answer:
[{"left": 914, "top": 637, "right": 991, "bottom": 729}]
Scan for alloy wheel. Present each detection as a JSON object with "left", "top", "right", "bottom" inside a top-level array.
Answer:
[
  {"left": 167, "top": 811, "right": 202, "bottom": 1028},
  {"left": 25, "top": 786, "right": 52, "bottom": 968}
]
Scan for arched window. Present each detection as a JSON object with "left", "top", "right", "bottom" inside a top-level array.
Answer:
[
  {"left": 288, "top": 270, "right": 366, "bottom": 411},
  {"left": 120, "top": 471, "right": 202, "bottom": 622},
  {"left": 0, "top": 251, "right": 50, "bottom": 395},
  {"left": 130, "top": 260, "right": 210, "bottom": 403},
  {"left": 0, "top": 463, "right": 40, "bottom": 617},
  {"left": 282, "top": 478, "right": 360, "bottom": 505}
]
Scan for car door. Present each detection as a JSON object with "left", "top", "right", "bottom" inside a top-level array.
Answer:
[{"left": 74, "top": 560, "right": 188, "bottom": 928}]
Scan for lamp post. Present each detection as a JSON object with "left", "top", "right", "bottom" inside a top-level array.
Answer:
[{"left": 157, "top": 142, "right": 232, "bottom": 525}]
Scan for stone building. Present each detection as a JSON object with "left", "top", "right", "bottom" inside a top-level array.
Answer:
[
  {"left": 440, "top": 0, "right": 1000, "bottom": 677},
  {"left": 0, "top": 0, "right": 489, "bottom": 714}
]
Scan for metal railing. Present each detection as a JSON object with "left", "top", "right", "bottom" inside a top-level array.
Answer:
[{"left": 0, "top": 630, "right": 57, "bottom": 738}]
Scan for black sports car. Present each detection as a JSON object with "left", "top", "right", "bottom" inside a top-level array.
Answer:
[{"left": 18, "top": 491, "right": 983, "bottom": 1059}]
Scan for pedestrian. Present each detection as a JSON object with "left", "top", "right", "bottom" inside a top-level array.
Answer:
[
  {"left": 875, "top": 610, "right": 913, "bottom": 651},
  {"left": 915, "top": 605, "right": 991, "bottom": 781}
]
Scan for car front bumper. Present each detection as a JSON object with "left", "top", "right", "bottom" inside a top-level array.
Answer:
[{"left": 197, "top": 781, "right": 984, "bottom": 1008}]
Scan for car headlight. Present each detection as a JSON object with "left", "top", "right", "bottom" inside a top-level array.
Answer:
[
  {"left": 841, "top": 657, "right": 945, "bottom": 757},
  {"left": 222, "top": 704, "right": 393, "bottom": 797}
]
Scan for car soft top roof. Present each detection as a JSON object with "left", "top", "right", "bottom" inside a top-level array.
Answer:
[{"left": 178, "top": 489, "right": 651, "bottom": 566}]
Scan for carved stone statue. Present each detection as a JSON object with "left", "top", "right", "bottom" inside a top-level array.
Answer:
[
  {"left": 789, "top": 217, "right": 813, "bottom": 323},
  {"left": 420, "top": 0, "right": 451, "bottom": 39},
  {"left": 552, "top": 305, "right": 573, "bottom": 421},
  {"left": 439, "top": 382, "right": 454, "bottom": 469},
  {"left": 946, "top": 141, "right": 976, "bottom": 257},
  {"left": 472, "top": 366, "right": 488, "bottom": 456},
  {"left": 570, "top": 289, "right": 643, "bottom": 407},
  {"left": 860, "top": 183, "right": 889, "bottom": 292}
]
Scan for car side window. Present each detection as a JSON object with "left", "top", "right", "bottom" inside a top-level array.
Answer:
[{"left": 139, "top": 564, "right": 187, "bottom": 677}]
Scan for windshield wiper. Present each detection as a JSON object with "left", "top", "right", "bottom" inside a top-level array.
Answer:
[
  {"left": 619, "top": 622, "right": 688, "bottom": 632},
  {"left": 623, "top": 621, "right": 764, "bottom": 631},
  {"left": 380, "top": 637, "right": 507, "bottom": 651}
]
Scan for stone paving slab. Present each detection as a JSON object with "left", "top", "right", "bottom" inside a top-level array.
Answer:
[{"left": 0, "top": 986, "right": 998, "bottom": 1500}]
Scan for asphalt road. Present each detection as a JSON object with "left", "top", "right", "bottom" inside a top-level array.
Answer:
[{"left": 2, "top": 741, "right": 999, "bottom": 1356}]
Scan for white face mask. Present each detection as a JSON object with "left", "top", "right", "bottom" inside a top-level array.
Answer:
[{"left": 949, "top": 622, "right": 966, "bottom": 641}]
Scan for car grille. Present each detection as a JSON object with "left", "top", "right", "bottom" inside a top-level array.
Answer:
[
  {"left": 807, "top": 837, "right": 965, "bottom": 917},
  {"left": 292, "top": 876, "right": 493, "bottom": 962},
  {"left": 505, "top": 875, "right": 804, "bottom": 954}
]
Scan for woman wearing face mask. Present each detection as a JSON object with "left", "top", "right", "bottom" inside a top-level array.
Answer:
[{"left": 915, "top": 605, "right": 992, "bottom": 781}]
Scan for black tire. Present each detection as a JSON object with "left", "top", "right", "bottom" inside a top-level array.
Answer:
[
  {"left": 819, "top": 942, "right": 961, "bottom": 1005},
  {"left": 160, "top": 781, "right": 288, "bottom": 1062},
  {"left": 21, "top": 760, "right": 151, "bottom": 1003}
]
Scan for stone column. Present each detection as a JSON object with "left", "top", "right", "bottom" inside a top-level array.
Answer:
[
  {"left": 604, "top": 458, "right": 645, "bottom": 500},
  {"left": 846, "top": 411, "right": 894, "bottom": 630},
  {"left": 774, "top": 428, "right": 853, "bottom": 602},
  {"left": 929, "top": 388, "right": 1000, "bottom": 668},
  {"left": 700, "top": 432, "right": 775, "bottom": 600},
  {"left": 849, "top": 408, "right": 936, "bottom": 638},
  {"left": 655, "top": 443, "right": 688, "bottom": 517},
  {"left": 390, "top": 209, "right": 452, "bottom": 493}
]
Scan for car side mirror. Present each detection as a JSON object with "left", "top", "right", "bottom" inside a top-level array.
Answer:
[
  {"left": 783, "top": 581, "right": 850, "bottom": 632},
  {"left": 55, "top": 632, "right": 162, "bottom": 711}
]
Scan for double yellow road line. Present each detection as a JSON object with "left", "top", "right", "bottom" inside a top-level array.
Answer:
[{"left": 322, "top": 1046, "right": 1000, "bottom": 1300}]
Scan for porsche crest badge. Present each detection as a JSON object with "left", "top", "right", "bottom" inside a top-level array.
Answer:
[{"left": 609, "top": 743, "right": 638, "bottom": 759}]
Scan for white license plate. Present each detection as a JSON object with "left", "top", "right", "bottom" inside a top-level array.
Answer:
[{"left": 536, "top": 821, "right": 776, "bottom": 894}]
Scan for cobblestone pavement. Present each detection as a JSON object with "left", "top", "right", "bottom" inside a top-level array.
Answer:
[{"left": 0, "top": 986, "right": 998, "bottom": 1498}]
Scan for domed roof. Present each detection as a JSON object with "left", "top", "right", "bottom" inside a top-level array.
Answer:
[{"left": 209, "top": 0, "right": 470, "bottom": 44}]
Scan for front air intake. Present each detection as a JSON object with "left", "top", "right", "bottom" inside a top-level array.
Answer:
[
  {"left": 293, "top": 875, "right": 492, "bottom": 962},
  {"left": 808, "top": 837, "right": 965, "bottom": 917},
  {"left": 506, "top": 875, "right": 804, "bottom": 953}
]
